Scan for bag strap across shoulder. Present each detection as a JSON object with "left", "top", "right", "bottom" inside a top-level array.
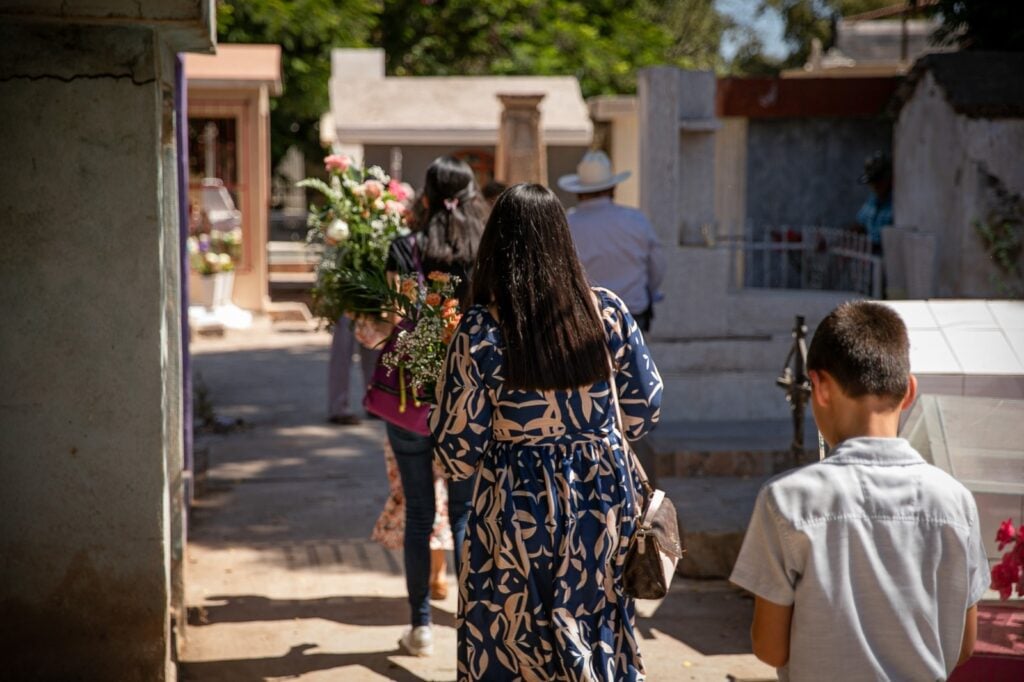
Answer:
[{"left": 594, "top": 292, "right": 654, "bottom": 498}]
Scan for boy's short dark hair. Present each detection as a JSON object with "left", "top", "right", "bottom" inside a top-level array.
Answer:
[{"left": 807, "top": 301, "right": 910, "bottom": 404}]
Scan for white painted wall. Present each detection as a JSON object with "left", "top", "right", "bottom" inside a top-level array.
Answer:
[
  {"left": 638, "top": 67, "right": 853, "bottom": 421},
  {"left": 894, "top": 70, "right": 1024, "bottom": 297}
]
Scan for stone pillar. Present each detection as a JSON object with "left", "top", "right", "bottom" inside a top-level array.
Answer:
[
  {"left": 495, "top": 93, "right": 548, "bottom": 186},
  {"left": 0, "top": 5, "right": 212, "bottom": 679},
  {"left": 677, "top": 70, "right": 718, "bottom": 246},
  {"left": 639, "top": 68, "right": 681, "bottom": 246},
  {"left": 639, "top": 68, "right": 718, "bottom": 247}
]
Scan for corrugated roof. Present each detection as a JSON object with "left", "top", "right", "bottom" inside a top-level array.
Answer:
[
  {"left": 329, "top": 75, "right": 593, "bottom": 145},
  {"left": 890, "top": 52, "right": 1024, "bottom": 118}
]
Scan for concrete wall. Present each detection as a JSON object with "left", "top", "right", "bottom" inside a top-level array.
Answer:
[
  {"left": 0, "top": 10, "right": 210, "bottom": 679},
  {"left": 639, "top": 67, "right": 855, "bottom": 421},
  {"left": 894, "top": 71, "right": 1024, "bottom": 297},
  {"left": 744, "top": 117, "right": 891, "bottom": 228},
  {"left": 363, "top": 143, "right": 588, "bottom": 208}
]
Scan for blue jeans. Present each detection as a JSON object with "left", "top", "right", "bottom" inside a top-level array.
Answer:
[{"left": 386, "top": 422, "right": 475, "bottom": 627}]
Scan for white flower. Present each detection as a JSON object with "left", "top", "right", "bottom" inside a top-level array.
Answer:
[
  {"left": 204, "top": 252, "right": 219, "bottom": 266},
  {"left": 186, "top": 237, "right": 199, "bottom": 254},
  {"left": 366, "top": 165, "right": 389, "bottom": 182},
  {"left": 218, "top": 253, "right": 232, "bottom": 266},
  {"left": 326, "top": 218, "right": 350, "bottom": 244}
]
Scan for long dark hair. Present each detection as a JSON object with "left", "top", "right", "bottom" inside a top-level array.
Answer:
[
  {"left": 415, "top": 156, "right": 488, "bottom": 269},
  {"left": 471, "top": 184, "right": 608, "bottom": 391}
]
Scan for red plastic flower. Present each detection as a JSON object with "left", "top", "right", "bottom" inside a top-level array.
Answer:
[
  {"left": 992, "top": 553, "right": 1021, "bottom": 600},
  {"left": 997, "top": 518, "right": 1017, "bottom": 551}
]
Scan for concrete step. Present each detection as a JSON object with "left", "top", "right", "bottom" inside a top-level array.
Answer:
[
  {"left": 648, "top": 419, "right": 819, "bottom": 478},
  {"left": 658, "top": 371, "right": 800, "bottom": 421},
  {"left": 647, "top": 335, "right": 793, "bottom": 374},
  {"left": 659, "top": 475, "right": 769, "bottom": 579}
]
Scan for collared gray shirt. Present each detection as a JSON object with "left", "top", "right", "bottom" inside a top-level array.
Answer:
[
  {"left": 731, "top": 437, "right": 990, "bottom": 682},
  {"left": 567, "top": 197, "right": 665, "bottom": 315}
]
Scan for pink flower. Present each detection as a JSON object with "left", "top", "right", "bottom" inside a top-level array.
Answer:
[
  {"left": 997, "top": 518, "right": 1017, "bottom": 551},
  {"left": 324, "top": 154, "right": 351, "bottom": 173},
  {"left": 363, "top": 180, "right": 384, "bottom": 200},
  {"left": 388, "top": 179, "right": 409, "bottom": 201},
  {"left": 385, "top": 200, "right": 407, "bottom": 216}
]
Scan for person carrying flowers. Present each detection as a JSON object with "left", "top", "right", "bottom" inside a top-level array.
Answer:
[{"left": 375, "top": 156, "right": 489, "bottom": 657}]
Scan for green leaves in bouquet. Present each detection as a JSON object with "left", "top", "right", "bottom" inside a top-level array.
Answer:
[
  {"left": 298, "top": 161, "right": 411, "bottom": 325},
  {"left": 312, "top": 262, "right": 394, "bottom": 327}
]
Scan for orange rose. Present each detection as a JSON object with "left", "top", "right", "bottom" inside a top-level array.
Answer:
[
  {"left": 428, "top": 271, "right": 451, "bottom": 283},
  {"left": 400, "top": 278, "right": 418, "bottom": 301},
  {"left": 425, "top": 292, "right": 442, "bottom": 307}
]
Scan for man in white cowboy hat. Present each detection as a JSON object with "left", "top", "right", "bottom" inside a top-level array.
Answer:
[{"left": 559, "top": 150, "right": 665, "bottom": 331}]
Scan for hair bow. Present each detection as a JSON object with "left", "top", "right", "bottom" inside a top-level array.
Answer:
[{"left": 443, "top": 197, "right": 460, "bottom": 212}]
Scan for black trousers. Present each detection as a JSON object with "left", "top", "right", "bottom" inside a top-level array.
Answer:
[{"left": 634, "top": 308, "right": 652, "bottom": 333}]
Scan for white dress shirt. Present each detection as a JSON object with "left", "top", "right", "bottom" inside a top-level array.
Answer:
[{"left": 567, "top": 197, "right": 665, "bottom": 315}]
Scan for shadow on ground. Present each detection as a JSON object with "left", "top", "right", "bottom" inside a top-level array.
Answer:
[
  {"left": 180, "top": 643, "right": 427, "bottom": 682},
  {"left": 188, "top": 594, "right": 456, "bottom": 630},
  {"left": 636, "top": 583, "right": 756, "bottom": 657}
]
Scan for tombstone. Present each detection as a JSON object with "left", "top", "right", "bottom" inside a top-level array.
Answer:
[{"left": 495, "top": 93, "right": 548, "bottom": 186}]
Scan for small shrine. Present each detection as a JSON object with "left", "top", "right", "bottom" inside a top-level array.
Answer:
[{"left": 184, "top": 44, "right": 282, "bottom": 324}]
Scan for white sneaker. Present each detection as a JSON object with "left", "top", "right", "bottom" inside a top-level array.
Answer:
[{"left": 398, "top": 625, "right": 434, "bottom": 656}]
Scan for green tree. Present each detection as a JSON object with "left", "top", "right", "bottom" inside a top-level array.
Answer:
[
  {"left": 375, "top": 0, "right": 727, "bottom": 97},
  {"left": 217, "top": 0, "right": 378, "bottom": 170}
]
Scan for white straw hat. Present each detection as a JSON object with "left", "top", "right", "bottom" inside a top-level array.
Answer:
[{"left": 557, "top": 150, "right": 631, "bottom": 193}]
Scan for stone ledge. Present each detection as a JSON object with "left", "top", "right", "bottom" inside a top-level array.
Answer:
[{"left": 659, "top": 475, "right": 769, "bottom": 579}]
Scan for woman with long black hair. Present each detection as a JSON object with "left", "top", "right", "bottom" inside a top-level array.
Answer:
[
  {"left": 384, "top": 155, "right": 489, "bottom": 657},
  {"left": 431, "top": 184, "right": 663, "bottom": 681}
]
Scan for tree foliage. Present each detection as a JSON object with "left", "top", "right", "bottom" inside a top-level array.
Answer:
[
  {"left": 216, "top": 0, "right": 378, "bottom": 169},
  {"left": 216, "top": 0, "right": 729, "bottom": 168},
  {"left": 375, "top": 0, "right": 726, "bottom": 97}
]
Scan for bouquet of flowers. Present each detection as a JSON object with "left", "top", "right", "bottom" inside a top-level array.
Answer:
[
  {"left": 992, "top": 518, "right": 1024, "bottom": 599},
  {"left": 299, "top": 154, "right": 410, "bottom": 324},
  {"left": 381, "top": 271, "right": 463, "bottom": 399},
  {"left": 187, "top": 228, "right": 242, "bottom": 275}
]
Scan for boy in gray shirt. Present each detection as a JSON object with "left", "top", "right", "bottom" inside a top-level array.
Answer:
[{"left": 731, "top": 301, "right": 990, "bottom": 680}]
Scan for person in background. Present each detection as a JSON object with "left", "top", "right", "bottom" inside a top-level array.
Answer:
[
  {"left": 730, "top": 301, "right": 988, "bottom": 681},
  {"left": 384, "top": 155, "right": 489, "bottom": 657},
  {"left": 854, "top": 151, "right": 893, "bottom": 255},
  {"left": 326, "top": 181, "right": 415, "bottom": 426},
  {"left": 326, "top": 320, "right": 378, "bottom": 426},
  {"left": 558, "top": 150, "right": 664, "bottom": 332}
]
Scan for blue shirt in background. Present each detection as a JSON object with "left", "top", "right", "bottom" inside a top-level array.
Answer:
[
  {"left": 567, "top": 197, "right": 665, "bottom": 315},
  {"left": 856, "top": 193, "right": 893, "bottom": 246}
]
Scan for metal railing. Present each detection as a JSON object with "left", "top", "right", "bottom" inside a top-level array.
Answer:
[{"left": 725, "top": 224, "right": 883, "bottom": 298}]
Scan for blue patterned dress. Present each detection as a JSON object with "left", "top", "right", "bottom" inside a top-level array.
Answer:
[{"left": 430, "top": 288, "right": 663, "bottom": 682}]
